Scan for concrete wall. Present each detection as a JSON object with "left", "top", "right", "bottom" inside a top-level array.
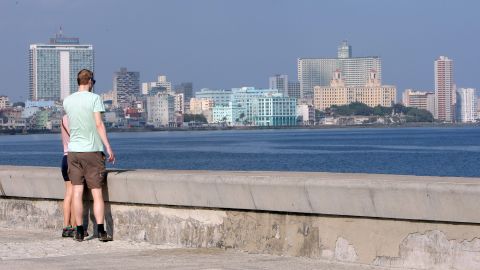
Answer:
[{"left": 1, "top": 166, "right": 480, "bottom": 269}]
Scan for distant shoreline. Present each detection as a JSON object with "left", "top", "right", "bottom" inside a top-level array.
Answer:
[{"left": 1, "top": 122, "right": 478, "bottom": 135}]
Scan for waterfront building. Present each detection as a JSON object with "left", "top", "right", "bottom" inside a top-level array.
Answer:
[
  {"left": 230, "top": 87, "right": 279, "bottom": 124},
  {"left": 253, "top": 95, "right": 297, "bottom": 126},
  {"left": 298, "top": 41, "right": 382, "bottom": 101},
  {"left": 297, "top": 104, "right": 315, "bottom": 125},
  {"left": 288, "top": 81, "right": 301, "bottom": 99},
  {"left": 269, "top": 75, "right": 289, "bottom": 97},
  {"left": 113, "top": 67, "right": 140, "bottom": 109},
  {"left": 434, "top": 56, "right": 455, "bottom": 122},
  {"left": 314, "top": 70, "right": 396, "bottom": 111},
  {"left": 209, "top": 87, "right": 297, "bottom": 126},
  {"left": 29, "top": 31, "right": 94, "bottom": 101},
  {"left": 0, "top": 96, "right": 10, "bottom": 109},
  {"left": 195, "top": 88, "right": 232, "bottom": 106},
  {"left": 212, "top": 104, "right": 233, "bottom": 124},
  {"left": 189, "top": 98, "right": 215, "bottom": 114},
  {"left": 456, "top": 88, "right": 477, "bottom": 123},
  {"left": 146, "top": 92, "right": 175, "bottom": 127},
  {"left": 402, "top": 89, "right": 435, "bottom": 115}
]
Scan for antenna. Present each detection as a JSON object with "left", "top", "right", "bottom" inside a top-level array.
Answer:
[{"left": 58, "top": 26, "right": 63, "bottom": 38}]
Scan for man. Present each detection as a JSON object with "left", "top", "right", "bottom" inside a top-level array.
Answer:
[{"left": 63, "top": 69, "right": 115, "bottom": 242}]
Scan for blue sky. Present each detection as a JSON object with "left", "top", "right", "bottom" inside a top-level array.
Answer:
[{"left": 0, "top": 0, "right": 478, "bottom": 102}]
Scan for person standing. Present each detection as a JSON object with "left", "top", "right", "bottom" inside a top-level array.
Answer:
[
  {"left": 60, "top": 114, "right": 76, "bottom": 237},
  {"left": 63, "top": 69, "right": 115, "bottom": 242}
]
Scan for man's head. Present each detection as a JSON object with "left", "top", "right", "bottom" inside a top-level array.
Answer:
[{"left": 77, "top": 69, "right": 95, "bottom": 91}]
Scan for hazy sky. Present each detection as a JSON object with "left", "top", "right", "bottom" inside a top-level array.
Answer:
[{"left": 0, "top": 0, "right": 478, "bottom": 102}]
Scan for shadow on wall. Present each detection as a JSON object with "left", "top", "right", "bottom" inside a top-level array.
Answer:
[{"left": 82, "top": 170, "right": 131, "bottom": 237}]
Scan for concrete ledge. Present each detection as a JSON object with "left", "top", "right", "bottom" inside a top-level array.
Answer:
[{"left": 1, "top": 166, "right": 480, "bottom": 223}]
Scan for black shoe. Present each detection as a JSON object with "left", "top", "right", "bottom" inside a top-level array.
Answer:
[
  {"left": 98, "top": 231, "right": 113, "bottom": 242},
  {"left": 62, "top": 227, "right": 73, "bottom": 238},
  {"left": 74, "top": 231, "right": 84, "bottom": 242}
]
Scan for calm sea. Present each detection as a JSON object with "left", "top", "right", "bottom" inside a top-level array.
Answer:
[{"left": 1, "top": 127, "right": 479, "bottom": 177}]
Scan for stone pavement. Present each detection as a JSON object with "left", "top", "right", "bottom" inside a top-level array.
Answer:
[{"left": 0, "top": 227, "right": 395, "bottom": 270}]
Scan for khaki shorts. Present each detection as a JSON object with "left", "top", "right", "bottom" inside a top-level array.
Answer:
[{"left": 67, "top": 152, "right": 106, "bottom": 189}]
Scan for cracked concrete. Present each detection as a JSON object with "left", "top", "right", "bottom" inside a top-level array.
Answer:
[{"left": 2, "top": 197, "right": 480, "bottom": 269}]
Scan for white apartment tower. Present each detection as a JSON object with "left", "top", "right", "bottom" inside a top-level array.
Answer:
[
  {"left": 29, "top": 30, "right": 94, "bottom": 101},
  {"left": 456, "top": 88, "right": 476, "bottom": 123},
  {"left": 434, "top": 56, "right": 455, "bottom": 122}
]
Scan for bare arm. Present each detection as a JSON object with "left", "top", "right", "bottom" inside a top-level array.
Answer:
[{"left": 94, "top": 112, "right": 115, "bottom": 163}]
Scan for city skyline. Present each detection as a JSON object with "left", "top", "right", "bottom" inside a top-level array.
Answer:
[{"left": 0, "top": 0, "right": 479, "bottom": 102}]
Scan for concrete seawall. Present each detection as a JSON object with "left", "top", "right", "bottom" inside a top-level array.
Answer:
[{"left": 1, "top": 166, "right": 480, "bottom": 269}]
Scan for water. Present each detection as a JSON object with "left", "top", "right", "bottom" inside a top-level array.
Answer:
[{"left": 1, "top": 127, "right": 479, "bottom": 177}]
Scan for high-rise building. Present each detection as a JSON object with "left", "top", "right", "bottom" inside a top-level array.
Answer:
[
  {"left": 402, "top": 89, "right": 435, "bottom": 116},
  {"left": 314, "top": 70, "right": 396, "bottom": 111},
  {"left": 113, "top": 67, "right": 140, "bottom": 109},
  {"left": 288, "top": 81, "right": 301, "bottom": 99},
  {"left": 337, "top": 40, "right": 352, "bottom": 59},
  {"left": 146, "top": 92, "right": 175, "bottom": 127},
  {"left": 434, "top": 56, "right": 455, "bottom": 122},
  {"left": 174, "top": 82, "right": 193, "bottom": 101},
  {"left": 29, "top": 31, "right": 94, "bottom": 101},
  {"left": 456, "top": 88, "right": 476, "bottom": 123},
  {"left": 269, "top": 75, "right": 288, "bottom": 97},
  {"left": 0, "top": 96, "right": 11, "bottom": 109},
  {"left": 298, "top": 41, "right": 381, "bottom": 101}
]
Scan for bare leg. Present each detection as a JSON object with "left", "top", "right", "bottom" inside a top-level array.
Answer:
[
  {"left": 90, "top": 188, "right": 105, "bottom": 225},
  {"left": 72, "top": 184, "right": 84, "bottom": 227},
  {"left": 63, "top": 181, "right": 73, "bottom": 227}
]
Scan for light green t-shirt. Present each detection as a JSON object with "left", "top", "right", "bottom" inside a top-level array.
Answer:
[{"left": 63, "top": 91, "right": 105, "bottom": 152}]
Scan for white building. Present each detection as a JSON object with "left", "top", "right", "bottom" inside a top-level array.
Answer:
[
  {"left": 297, "top": 104, "right": 315, "bottom": 125},
  {"left": 456, "top": 88, "right": 476, "bottom": 123},
  {"left": 210, "top": 87, "right": 297, "bottom": 126},
  {"left": 29, "top": 30, "right": 94, "bottom": 101},
  {"left": 146, "top": 93, "right": 175, "bottom": 127},
  {"left": 298, "top": 41, "right": 381, "bottom": 101}
]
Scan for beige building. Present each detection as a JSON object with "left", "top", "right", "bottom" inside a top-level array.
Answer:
[
  {"left": 402, "top": 89, "right": 435, "bottom": 115},
  {"left": 189, "top": 98, "right": 214, "bottom": 114},
  {"left": 314, "top": 70, "right": 396, "bottom": 111}
]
